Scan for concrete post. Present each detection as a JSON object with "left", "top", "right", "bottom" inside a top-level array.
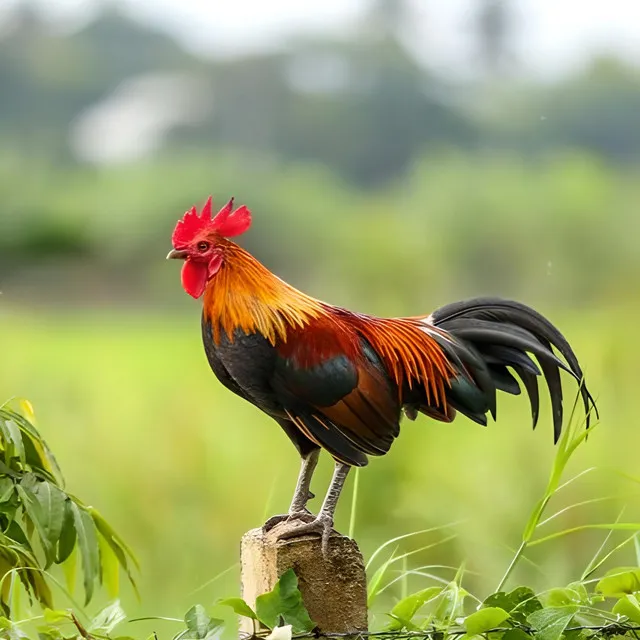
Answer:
[{"left": 240, "top": 523, "right": 368, "bottom": 635}]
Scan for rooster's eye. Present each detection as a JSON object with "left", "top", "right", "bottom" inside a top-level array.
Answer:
[{"left": 197, "top": 242, "right": 210, "bottom": 252}]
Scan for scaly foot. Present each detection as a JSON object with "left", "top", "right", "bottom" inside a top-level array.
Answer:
[
  {"left": 262, "top": 509, "right": 315, "bottom": 532},
  {"left": 275, "top": 512, "right": 335, "bottom": 557}
]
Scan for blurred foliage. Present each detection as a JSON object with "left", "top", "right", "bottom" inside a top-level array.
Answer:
[
  {"left": 1, "top": 150, "right": 639, "bottom": 310},
  {"left": 1, "top": 3, "right": 640, "bottom": 184}
]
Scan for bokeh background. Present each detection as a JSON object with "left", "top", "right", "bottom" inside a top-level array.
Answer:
[{"left": 2, "top": 0, "right": 640, "bottom": 630}]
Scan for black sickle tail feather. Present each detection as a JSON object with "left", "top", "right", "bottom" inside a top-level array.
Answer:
[{"left": 430, "top": 297, "right": 598, "bottom": 442}]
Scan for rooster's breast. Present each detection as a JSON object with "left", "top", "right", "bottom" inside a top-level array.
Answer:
[{"left": 201, "top": 316, "right": 283, "bottom": 417}]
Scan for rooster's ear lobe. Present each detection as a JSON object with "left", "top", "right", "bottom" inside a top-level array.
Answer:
[{"left": 211, "top": 199, "right": 252, "bottom": 237}]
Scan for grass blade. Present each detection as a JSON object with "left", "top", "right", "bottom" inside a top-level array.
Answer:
[
  {"left": 188, "top": 563, "right": 238, "bottom": 597},
  {"left": 581, "top": 507, "right": 626, "bottom": 580},
  {"left": 365, "top": 521, "right": 464, "bottom": 572},
  {"left": 537, "top": 495, "right": 627, "bottom": 528},
  {"left": 583, "top": 532, "right": 638, "bottom": 581},
  {"left": 530, "top": 523, "right": 640, "bottom": 547}
]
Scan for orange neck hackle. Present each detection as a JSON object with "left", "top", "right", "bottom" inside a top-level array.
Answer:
[{"left": 202, "top": 241, "right": 324, "bottom": 345}]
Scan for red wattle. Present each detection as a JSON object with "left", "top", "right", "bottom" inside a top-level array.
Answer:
[{"left": 181, "top": 260, "right": 208, "bottom": 299}]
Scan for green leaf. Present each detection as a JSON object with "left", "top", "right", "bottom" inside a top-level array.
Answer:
[
  {"left": 8, "top": 572, "right": 24, "bottom": 621},
  {"left": 0, "top": 420, "right": 12, "bottom": 465},
  {"left": 33, "top": 481, "right": 66, "bottom": 567},
  {"left": 217, "top": 597, "right": 257, "bottom": 620},
  {"left": 545, "top": 587, "right": 584, "bottom": 607},
  {"left": 16, "top": 481, "right": 53, "bottom": 560},
  {"left": 89, "top": 507, "right": 139, "bottom": 594},
  {"left": 99, "top": 535, "right": 120, "bottom": 598},
  {"left": 90, "top": 507, "right": 139, "bottom": 596},
  {"left": 56, "top": 500, "right": 76, "bottom": 564},
  {"left": 612, "top": 594, "right": 640, "bottom": 623},
  {"left": 5, "top": 521, "right": 32, "bottom": 551},
  {"left": 527, "top": 606, "right": 578, "bottom": 640},
  {"left": 483, "top": 591, "right": 511, "bottom": 610},
  {"left": 565, "top": 581, "right": 590, "bottom": 605},
  {"left": 183, "top": 604, "right": 223, "bottom": 639},
  {"left": 43, "top": 609, "right": 73, "bottom": 625},
  {"left": 0, "top": 480, "right": 14, "bottom": 504},
  {"left": 484, "top": 587, "right": 543, "bottom": 625},
  {"left": 464, "top": 607, "right": 511, "bottom": 634},
  {"left": 4, "top": 420, "right": 25, "bottom": 466},
  {"left": 88, "top": 600, "right": 127, "bottom": 634},
  {"left": 90, "top": 508, "right": 139, "bottom": 569},
  {"left": 185, "top": 604, "right": 210, "bottom": 636},
  {"left": 255, "top": 569, "right": 315, "bottom": 633},
  {"left": 0, "top": 461, "right": 19, "bottom": 481},
  {"left": 387, "top": 587, "right": 442, "bottom": 630},
  {"left": 22, "top": 436, "right": 57, "bottom": 484},
  {"left": 433, "top": 581, "right": 468, "bottom": 625},
  {"left": 0, "top": 497, "right": 18, "bottom": 523},
  {"left": 70, "top": 502, "right": 99, "bottom": 604},
  {"left": 596, "top": 567, "right": 640, "bottom": 596}
]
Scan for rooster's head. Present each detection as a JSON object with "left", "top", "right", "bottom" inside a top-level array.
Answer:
[{"left": 167, "top": 196, "right": 251, "bottom": 298}]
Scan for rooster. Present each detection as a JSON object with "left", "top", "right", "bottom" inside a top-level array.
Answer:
[{"left": 167, "top": 197, "right": 596, "bottom": 552}]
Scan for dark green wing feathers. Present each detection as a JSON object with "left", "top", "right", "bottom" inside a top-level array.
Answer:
[{"left": 272, "top": 339, "right": 401, "bottom": 466}]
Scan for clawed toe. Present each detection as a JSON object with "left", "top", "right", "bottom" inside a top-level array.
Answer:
[
  {"left": 275, "top": 513, "right": 335, "bottom": 557},
  {"left": 263, "top": 514, "right": 288, "bottom": 532},
  {"left": 287, "top": 510, "right": 316, "bottom": 526},
  {"left": 263, "top": 509, "right": 315, "bottom": 532}
]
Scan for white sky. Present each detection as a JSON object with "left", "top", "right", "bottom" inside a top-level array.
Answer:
[{"left": 5, "top": 0, "right": 640, "bottom": 77}]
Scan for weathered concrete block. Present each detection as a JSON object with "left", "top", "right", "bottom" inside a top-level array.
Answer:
[{"left": 240, "top": 523, "right": 368, "bottom": 635}]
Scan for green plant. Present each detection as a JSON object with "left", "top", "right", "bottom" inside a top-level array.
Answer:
[
  {"left": 0, "top": 398, "right": 137, "bottom": 617},
  {"left": 218, "top": 569, "right": 314, "bottom": 635},
  {"left": 357, "top": 393, "right": 640, "bottom": 638},
  {"left": 0, "top": 569, "right": 314, "bottom": 640}
]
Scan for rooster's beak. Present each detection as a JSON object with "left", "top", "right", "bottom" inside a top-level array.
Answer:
[{"left": 166, "top": 249, "right": 189, "bottom": 260}]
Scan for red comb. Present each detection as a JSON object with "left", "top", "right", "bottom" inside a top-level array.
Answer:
[{"left": 171, "top": 196, "right": 252, "bottom": 247}]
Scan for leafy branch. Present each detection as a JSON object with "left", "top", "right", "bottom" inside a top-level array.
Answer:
[{"left": 0, "top": 399, "right": 138, "bottom": 615}]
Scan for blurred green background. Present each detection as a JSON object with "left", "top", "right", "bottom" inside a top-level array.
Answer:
[{"left": 2, "top": 0, "right": 640, "bottom": 629}]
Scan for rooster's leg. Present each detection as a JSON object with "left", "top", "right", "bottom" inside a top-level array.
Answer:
[
  {"left": 276, "top": 461, "right": 350, "bottom": 556},
  {"left": 289, "top": 448, "right": 320, "bottom": 512},
  {"left": 263, "top": 449, "right": 320, "bottom": 531}
]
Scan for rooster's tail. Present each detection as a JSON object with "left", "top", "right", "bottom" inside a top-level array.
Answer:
[{"left": 429, "top": 297, "right": 597, "bottom": 441}]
